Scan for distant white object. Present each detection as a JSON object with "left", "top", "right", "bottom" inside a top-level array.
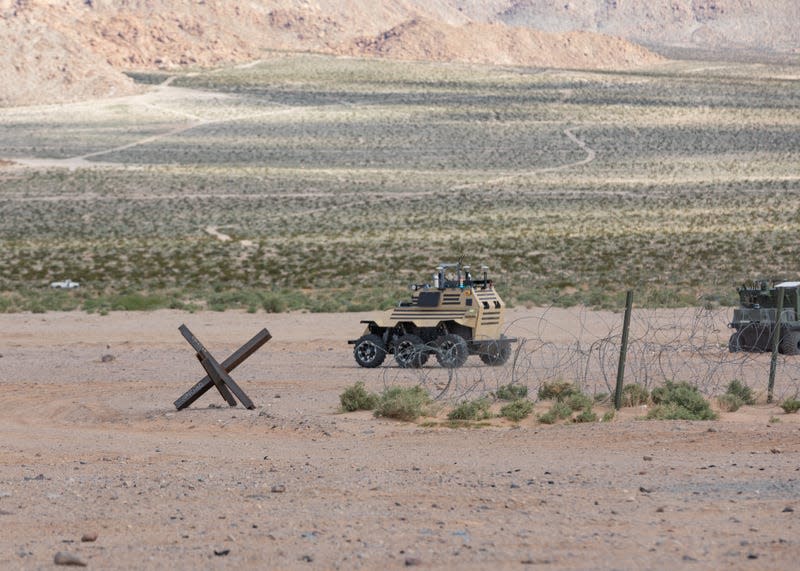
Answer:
[
  {"left": 776, "top": 282, "right": 800, "bottom": 288},
  {"left": 50, "top": 279, "right": 80, "bottom": 289}
]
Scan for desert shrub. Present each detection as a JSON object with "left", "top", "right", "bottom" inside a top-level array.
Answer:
[
  {"left": 208, "top": 290, "right": 263, "bottom": 312},
  {"left": 262, "top": 293, "right": 287, "bottom": 313},
  {"left": 374, "top": 386, "right": 431, "bottom": 421},
  {"left": 574, "top": 408, "right": 598, "bottom": 423},
  {"left": 537, "top": 381, "right": 576, "bottom": 402},
  {"left": 725, "top": 380, "right": 755, "bottom": 405},
  {"left": 448, "top": 398, "right": 492, "bottom": 421},
  {"left": 621, "top": 384, "right": 650, "bottom": 407},
  {"left": 499, "top": 399, "right": 533, "bottom": 422},
  {"left": 594, "top": 392, "right": 610, "bottom": 404},
  {"left": 339, "top": 382, "right": 379, "bottom": 412},
  {"left": 780, "top": 399, "right": 800, "bottom": 414},
  {"left": 717, "top": 393, "right": 744, "bottom": 412},
  {"left": 495, "top": 383, "right": 528, "bottom": 401},
  {"left": 566, "top": 392, "right": 593, "bottom": 412},
  {"left": 552, "top": 401, "right": 573, "bottom": 420},
  {"left": 602, "top": 410, "right": 615, "bottom": 422},
  {"left": 538, "top": 410, "right": 557, "bottom": 424},
  {"left": 646, "top": 381, "right": 718, "bottom": 420}
]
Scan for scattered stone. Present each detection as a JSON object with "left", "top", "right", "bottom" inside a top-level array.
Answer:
[
  {"left": 100, "top": 354, "right": 115, "bottom": 363},
  {"left": 271, "top": 484, "right": 286, "bottom": 493},
  {"left": 770, "top": 448, "right": 782, "bottom": 454},
  {"left": 707, "top": 427, "right": 718, "bottom": 433},
  {"left": 80, "top": 532, "right": 98, "bottom": 542},
  {"left": 643, "top": 456, "right": 653, "bottom": 461},
  {"left": 213, "top": 548, "right": 230, "bottom": 556},
  {"left": 300, "top": 554, "right": 313, "bottom": 562},
  {"left": 405, "top": 556, "right": 422, "bottom": 566},
  {"left": 639, "top": 486, "right": 653, "bottom": 494},
  {"left": 54, "top": 551, "right": 87, "bottom": 566},
  {"left": 782, "top": 506, "right": 794, "bottom": 513},
  {"left": 24, "top": 474, "right": 45, "bottom": 481},
  {"left": 747, "top": 553, "right": 759, "bottom": 560},
  {"left": 682, "top": 554, "right": 697, "bottom": 562}
]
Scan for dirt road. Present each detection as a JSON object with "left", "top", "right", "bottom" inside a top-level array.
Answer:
[{"left": 0, "top": 309, "right": 798, "bottom": 569}]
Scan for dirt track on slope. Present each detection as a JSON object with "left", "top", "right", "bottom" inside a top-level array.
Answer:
[{"left": 0, "top": 309, "right": 798, "bottom": 570}]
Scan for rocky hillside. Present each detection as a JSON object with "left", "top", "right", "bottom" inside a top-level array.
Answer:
[
  {"left": 495, "top": 0, "right": 799, "bottom": 53},
  {"left": 0, "top": 0, "right": 796, "bottom": 106}
]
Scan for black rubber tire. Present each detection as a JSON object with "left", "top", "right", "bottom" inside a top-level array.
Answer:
[
  {"left": 728, "top": 331, "right": 741, "bottom": 353},
  {"left": 480, "top": 339, "right": 512, "bottom": 366},
  {"left": 780, "top": 330, "right": 800, "bottom": 356},
  {"left": 353, "top": 334, "right": 386, "bottom": 368},
  {"left": 435, "top": 333, "right": 469, "bottom": 369},
  {"left": 394, "top": 334, "right": 429, "bottom": 368}
]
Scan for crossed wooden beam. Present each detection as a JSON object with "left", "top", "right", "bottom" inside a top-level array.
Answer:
[{"left": 174, "top": 324, "right": 271, "bottom": 410}]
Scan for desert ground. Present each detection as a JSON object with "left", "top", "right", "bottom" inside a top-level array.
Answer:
[
  {"left": 1, "top": 11, "right": 798, "bottom": 569},
  {"left": 0, "top": 308, "right": 798, "bottom": 570}
]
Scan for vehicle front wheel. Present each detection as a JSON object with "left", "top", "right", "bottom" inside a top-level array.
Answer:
[
  {"left": 435, "top": 333, "right": 468, "bottom": 369},
  {"left": 353, "top": 334, "right": 387, "bottom": 368},
  {"left": 780, "top": 330, "right": 800, "bottom": 356}
]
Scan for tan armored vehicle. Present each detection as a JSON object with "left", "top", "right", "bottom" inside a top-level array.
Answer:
[{"left": 349, "top": 263, "right": 515, "bottom": 368}]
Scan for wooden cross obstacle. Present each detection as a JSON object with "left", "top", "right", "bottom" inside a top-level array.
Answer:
[{"left": 174, "top": 324, "right": 271, "bottom": 410}]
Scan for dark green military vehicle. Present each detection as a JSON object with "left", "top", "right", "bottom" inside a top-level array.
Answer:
[{"left": 728, "top": 281, "right": 800, "bottom": 355}]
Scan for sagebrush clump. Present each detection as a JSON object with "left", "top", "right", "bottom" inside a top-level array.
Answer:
[
  {"left": 339, "top": 382, "right": 379, "bottom": 412},
  {"left": 499, "top": 399, "right": 533, "bottom": 422},
  {"left": 781, "top": 398, "right": 800, "bottom": 414},
  {"left": 646, "top": 381, "right": 718, "bottom": 420},
  {"left": 495, "top": 383, "right": 528, "bottom": 401},
  {"left": 537, "top": 381, "right": 576, "bottom": 402},
  {"left": 448, "top": 398, "right": 492, "bottom": 421},
  {"left": 621, "top": 384, "right": 649, "bottom": 407},
  {"left": 374, "top": 386, "right": 431, "bottom": 421},
  {"left": 725, "top": 380, "right": 755, "bottom": 405}
]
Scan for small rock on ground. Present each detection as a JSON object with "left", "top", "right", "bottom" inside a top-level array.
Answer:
[{"left": 54, "top": 551, "right": 87, "bottom": 566}]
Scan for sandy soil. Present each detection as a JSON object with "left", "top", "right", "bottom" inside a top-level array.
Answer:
[{"left": 0, "top": 309, "right": 798, "bottom": 570}]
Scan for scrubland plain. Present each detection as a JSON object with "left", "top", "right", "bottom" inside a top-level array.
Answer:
[{"left": 0, "top": 53, "right": 798, "bottom": 312}]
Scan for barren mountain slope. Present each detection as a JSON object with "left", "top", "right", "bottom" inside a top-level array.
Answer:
[
  {"left": 1, "top": 0, "right": 662, "bottom": 106},
  {"left": 1, "top": 0, "right": 796, "bottom": 106},
  {"left": 494, "top": 0, "right": 800, "bottom": 52},
  {"left": 345, "top": 17, "right": 660, "bottom": 69}
]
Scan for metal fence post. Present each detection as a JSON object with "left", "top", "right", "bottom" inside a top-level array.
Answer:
[
  {"left": 768, "top": 287, "right": 784, "bottom": 404},
  {"left": 614, "top": 290, "right": 634, "bottom": 410}
]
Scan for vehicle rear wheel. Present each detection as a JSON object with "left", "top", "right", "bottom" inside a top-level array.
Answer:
[
  {"left": 353, "top": 334, "right": 386, "bottom": 368},
  {"left": 394, "top": 334, "right": 428, "bottom": 368},
  {"left": 480, "top": 338, "right": 512, "bottom": 366},
  {"left": 435, "top": 333, "right": 468, "bottom": 369},
  {"left": 728, "top": 331, "right": 742, "bottom": 353},
  {"left": 780, "top": 330, "right": 800, "bottom": 356}
]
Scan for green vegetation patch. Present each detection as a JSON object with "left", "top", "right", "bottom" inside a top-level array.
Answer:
[
  {"left": 374, "top": 386, "right": 432, "bottom": 422},
  {"left": 780, "top": 399, "right": 800, "bottom": 414},
  {"left": 339, "top": 382, "right": 379, "bottom": 412},
  {"left": 499, "top": 399, "right": 534, "bottom": 422},
  {"left": 725, "top": 380, "right": 756, "bottom": 406},
  {"left": 646, "top": 381, "right": 718, "bottom": 421},
  {"left": 447, "top": 398, "right": 492, "bottom": 421},
  {"left": 495, "top": 383, "right": 528, "bottom": 401},
  {"left": 2, "top": 55, "right": 799, "bottom": 312}
]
